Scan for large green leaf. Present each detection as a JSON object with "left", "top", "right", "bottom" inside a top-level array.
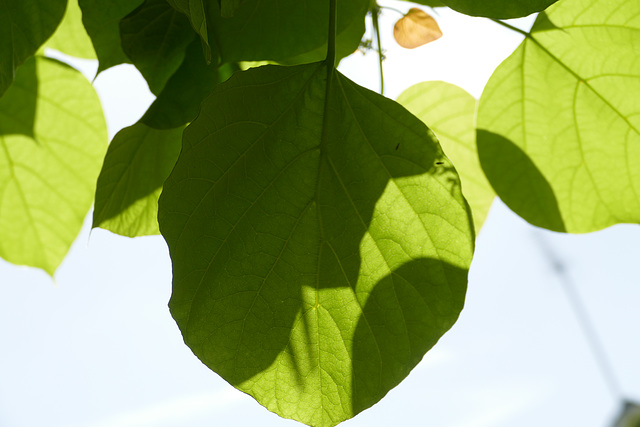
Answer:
[
  {"left": 400, "top": 0, "right": 445, "bottom": 7},
  {"left": 78, "top": 0, "right": 144, "bottom": 73},
  {"left": 120, "top": 0, "right": 196, "bottom": 95},
  {"left": 93, "top": 123, "right": 182, "bottom": 236},
  {"left": 0, "top": 56, "right": 107, "bottom": 275},
  {"left": 45, "top": 0, "right": 96, "bottom": 59},
  {"left": 203, "top": 0, "right": 368, "bottom": 63},
  {"left": 0, "top": 0, "right": 66, "bottom": 97},
  {"left": 158, "top": 63, "right": 473, "bottom": 426},
  {"left": 398, "top": 81, "right": 494, "bottom": 233},
  {"left": 477, "top": 0, "right": 640, "bottom": 233},
  {"left": 439, "top": 0, "right": 558, "bottom": 18}
]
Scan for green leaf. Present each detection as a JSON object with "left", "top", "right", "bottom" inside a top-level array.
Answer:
[
  {"left": 45, "top": 0, "right": 96, "bottom": 59},
  {"left": 120, "top": 0, "right": 197, "bottom": 95},
  {"left": 0, "top": 56, "right": 107, "bottom": 275},
  {"left": 158, "top": 63, "right": 474, "bottom": 426},
  {"left": 78, "top": 0, "right": 144, "bottom": 73},
  {"left": 0, "top": 0, "right": 66, "bottom": 97},
  {"left": 140, "top": 37, "right": 222, "bottom": 129},
  {"left": 93, "top": 123, "right": 182, "bottom": 237},
  {"left": 477, "top": 0, "right": 640, "bottom": 232},
  {"left": 440, "top": 0, "right": 558, "bottom": 18},
  {"left": 205, "top": 0, "right": 368, "bottom": 63},
  {"left": 398, "top": 81, "right": 494, "bottom": 233},
  {"left": 166, "top": 0, "right": 211, "bottom": 61}
]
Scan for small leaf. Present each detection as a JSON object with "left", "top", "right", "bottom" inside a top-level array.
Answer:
[
  {"left": 45, "top": 0, "right": 96, "bottom": 59},
  {"left": 120, "top": 0, "right": 196, "bottom": 95},
  {"left": 394, "top": 8, "right": 442, "bottom": 49},
  {"left": 0, "top": 0, "right": 66, "bottom": 96},
  {"left": 93, "top": 123, "right": 182, "bottom": 236},
  {"left": 477, "top": 0, "right": 640, "bottom": 232},
  {"left": 78, "top": 0, "right": 144, "bottom": 73},
  {"left": 0, "top": 57, "right": 107, "bottom": 275},
  {"left": 398, "top": 81, "right": 494, "bottom": 232},
  {"left": 158, "top": 63, "right": 473, "bottom": 426},
  {"left": 440, "top": 0, "right": 559, "bottom": 19}
]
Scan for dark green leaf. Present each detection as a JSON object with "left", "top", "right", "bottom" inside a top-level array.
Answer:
[
  {"left": 400, "top": 0, "right": 445, "bottom": 7},
  {"left": 0, "top": 0, "right": 66, "bottom": 96},
  {"left": 45, "top": 0, "right": 96, "bottom": 59},
  {"left": 78, "top": 0, "right": 144, "bottom": 73},
  {"left": 93, "top": 123, "right": 183, "bottom": 236},
  {"left": 120, "top": 0, "right": 197, "bottom": 95},
  {"left": 0, "top": 56, "right": 107, "bottom": 275},
  {"left": 398, "top": 81, "right": 494, "bottom": 232},
  {"left": 166, "top": 0, "right": 211, "bottom": 61},
  {"left": 440, "top": 0, "right": 558, "bottom": 18},
  {"left": 158, "top": 63, "right": 473, "bottom": 426},
  {"left": 477, "top": 0, "right": 640, "bottom": 232},
  {"left": 206, "top": 0, "right": 368, "bottom": 63},
  {"left": 141, "top": 37, "right": 223, "bottom": 129}
]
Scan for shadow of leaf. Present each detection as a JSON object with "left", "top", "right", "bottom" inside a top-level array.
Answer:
[{"left": 477, "top": 129, "right": 565, "bottom": 232}]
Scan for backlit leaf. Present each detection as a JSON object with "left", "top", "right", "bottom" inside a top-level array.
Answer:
[
  {"left": 0, "top": 57, "right": 107, "bottom": 275},
  {"left": 398, "top": 81, "right": 494, "bottom": 232},
  {"left": 0, "top": 0, "right": 66, "bottom": 96},
  {"left": 120, "top": 0, "right": 196, "bottom": 95},
  {"left": 439, "top": 0, "right": 559, "bottom": 19},
  {"left": 158, "top": 63, "right": 474, "bottom": 426},
  {"left": 393, "top": 8, "right": 443, "bottom": 49},
  {"left": 45, "top": 0, "right": 96, "bottom": 59},
  {"left": 477, "top": 0, "right": 640, "bottom": 232},
  {"left": 78, "top": 0, "right": 144, "bottom": 73},
  {"left": 93, "top": 123, "right": 182, "bottom": 236}
]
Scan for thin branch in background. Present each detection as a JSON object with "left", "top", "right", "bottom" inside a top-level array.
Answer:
[{"left": 532, "top": 230, "right": 623, "bottom": 401}]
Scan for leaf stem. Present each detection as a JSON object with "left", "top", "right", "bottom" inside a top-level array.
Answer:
[
  {"left": 490, "top": 18, "right": 530, "bottom": 38},
  {"left": 371, "top": 3, "right": 385, "bottom": 95},
  {"left": 326, "top": 0, "right": 338, "bottom": 69}
]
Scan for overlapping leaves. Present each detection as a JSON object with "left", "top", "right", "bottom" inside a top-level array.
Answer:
[
  {"left": 158, "top": 63, "right": 474, "bottom": 426},
  {"left": 477, "top": 0, "right": 640, "bottom": 232}
]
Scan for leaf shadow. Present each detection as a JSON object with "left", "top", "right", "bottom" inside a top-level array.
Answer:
[
  {"left": 0, "top": 58, "right": 37, "bottom": 138},
  {"left": 477, "top": 129, "right": 565, "bottom": 232}
]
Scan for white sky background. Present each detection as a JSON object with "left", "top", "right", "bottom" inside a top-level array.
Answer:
[{"left": 1, "top": 3, "right": 640, "bottom": 427}]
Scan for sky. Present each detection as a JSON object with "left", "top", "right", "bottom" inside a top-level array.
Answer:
[{"left": 1, "top": 3, "right": 639, "bottom": 427}]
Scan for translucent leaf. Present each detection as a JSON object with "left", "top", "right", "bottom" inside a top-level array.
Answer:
[
  {"left": 394, "top": 8, "right": 442, "bottom": 49},
  {"left": 204, "top": 0, "right": 368, "bottom": 63},
  {"left": 45, "top": 0, "right": 96, "bottom": 59},
  {"left": 398, "top": 81, "right": 494, "bottom": 232},
  {"left": 78, "top": 0, "right": 144, "bottom": 73},
  {"left": 439, "top": 0, "right": 559, "bottom": 19},
  {"left": 158, "top": 63, "right": 474, "bottom": 426},
  {"left": 0, "top": 57, "right": 107, "bottom": 275},
  {"left": 0, "top": 0, "right": 66, "bottom": 96},
  {"left": 120, "top": 0, "right": 196, "bottom": 95},
  {"left": 477, "top": 0, "right": 640, "bottom": 232},
  {"left": 93, "top": 124, "right": 182, "bottom": 236}
]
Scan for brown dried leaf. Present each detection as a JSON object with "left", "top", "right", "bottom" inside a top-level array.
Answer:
[{"left": 394, "top": 8, "right": 443, "bottom": 49}]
